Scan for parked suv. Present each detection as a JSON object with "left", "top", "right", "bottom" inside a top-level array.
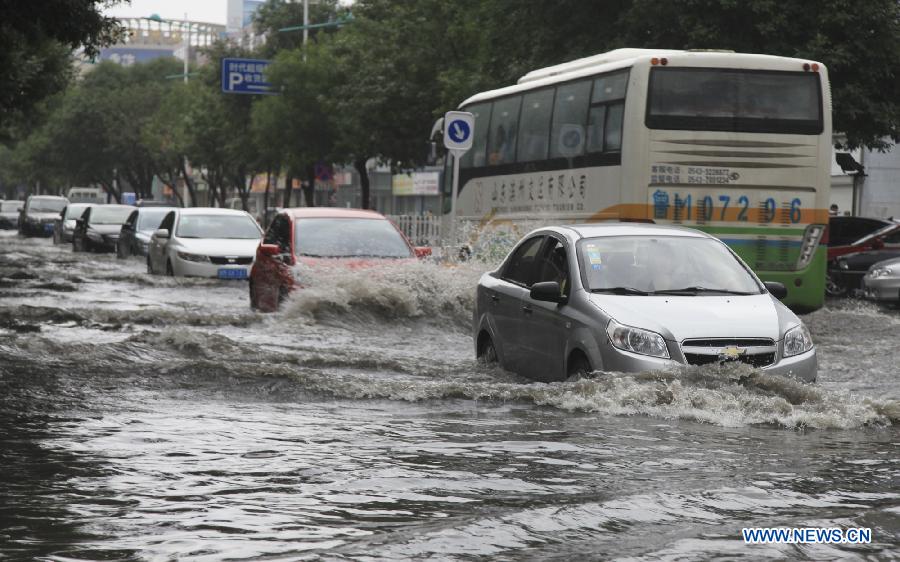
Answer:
[{"left": 18, "top": 195, "right": 69, "bottom": 237}]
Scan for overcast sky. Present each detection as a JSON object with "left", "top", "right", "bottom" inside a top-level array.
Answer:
[{"left": 105, "top": 0, "right": 228, "bottom": 25}]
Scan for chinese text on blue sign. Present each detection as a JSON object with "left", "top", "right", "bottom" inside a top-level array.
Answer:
[{"left": 221, "top": 58, "right": 273, "bottom": 94}]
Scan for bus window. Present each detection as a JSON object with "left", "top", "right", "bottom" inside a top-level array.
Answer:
[
  {"left": 460, "top": 102, "right": 492, "bottom": 169},
  {"left": 646, "top": 68, "right": 822, "bottom": 134},
  {"left": 549, "top": 80, "right": 591, "bottom": 159},
  {"left": 592, "top": 70, "right": 629, "bottom": 103},
  {"left": 487, "top": 96, "right": 522, "bottom": 166},
  {"left": 604, "top": 103, "right": 625, "bottom": 151},
  {"left": 586, "top": 69, "right": 629, "bottom": 153},
  {"left": 516, "top": 89, "right": 554, "bottom": 162},
  {"left": 586, "top": 106, "right": 606, "bottom": 152}
]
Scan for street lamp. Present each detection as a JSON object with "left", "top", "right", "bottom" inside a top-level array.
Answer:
[
  {"left": 146, "top": 13, "right": 191, "bottom": 83},
  {"left": 835, "top": 152, "right": 866, "bottom": 216}
]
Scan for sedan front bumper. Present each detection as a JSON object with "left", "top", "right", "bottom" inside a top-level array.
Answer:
[
  {"left": 172, "top": 255, "right": 252, "bottom": 279},
  {"left": 862, "top": 275, "right": 900, "bottom": 302}
]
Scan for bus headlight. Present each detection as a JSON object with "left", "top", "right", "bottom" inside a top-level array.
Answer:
[
  {"left": 796, "top": 224, "right": 825, "bottom": 270},
  {"left": 783, "top": 324, "right": 814, "bottom": 357}
]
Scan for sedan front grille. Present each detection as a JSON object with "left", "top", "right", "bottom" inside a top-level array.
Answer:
[
  {"left": 209, "top": 256, "right": 253, "bottom": 265},
  {"left": 681, "top": 338, "right": 777, "bottom": 368}
]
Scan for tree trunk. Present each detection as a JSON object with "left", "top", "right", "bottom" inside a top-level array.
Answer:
[
  {"left": 354, "top": 157, "right": 370, "bottom": 210},
  {"left": 263, "top": 170, "right": 271, "bottom": 226},
  {"left": 303, "top": 163, "right": 315, "bottom": 207},
  {"left": 179, "top": 160, "right": 197, "bottom": 206},
  {"left": 284, "top": 173, "right": 293, "bottom": 208}
]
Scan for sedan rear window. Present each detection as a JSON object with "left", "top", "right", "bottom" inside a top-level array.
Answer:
[
  {"left": 28, "top": 197, "right": 67, "bottom": 213},
  {"left": 578, "top": 236, "right": 762, "bottom": 294},
  {"left": 294, "top": 218, "right": 412, "bottom": 258}
]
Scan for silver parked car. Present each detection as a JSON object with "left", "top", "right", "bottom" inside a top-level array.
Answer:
[
  {"left": 53, "top": 203, "right": 94, "bottom": 244},
  {"left": 862, "top": 257, "right": 900, "bottom": 303},
  {"left": 473, "top": 224, "right": 817, "bottom": 382}
]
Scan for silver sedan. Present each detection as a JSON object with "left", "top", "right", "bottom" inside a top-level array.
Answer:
[
  {"left": 862, "top": 257, "right": 900, "bottom": 303},
  {"left": 473, "top": 224, "right": 817, "bottom": 382}
]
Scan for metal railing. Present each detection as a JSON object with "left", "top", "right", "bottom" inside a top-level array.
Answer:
[{"left": 388, "top": 214, "right": 442, "bottom": 247}]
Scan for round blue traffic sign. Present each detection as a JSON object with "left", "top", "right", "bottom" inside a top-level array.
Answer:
[{"left": 448, "top": 119, "right": 471, "bottom": 144}]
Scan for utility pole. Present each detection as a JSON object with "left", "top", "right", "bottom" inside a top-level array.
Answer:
[{"left": 183, "top": 13, "right": 189, "bottom": 83}]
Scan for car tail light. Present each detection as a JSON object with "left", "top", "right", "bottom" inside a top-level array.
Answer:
[{"left": 796, "top": 224, "right": 825, "bottom": 269}]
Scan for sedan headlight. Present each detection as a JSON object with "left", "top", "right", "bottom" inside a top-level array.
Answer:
[
  {"left": 783, "top": 324, "right": 814, "bottom": 357},
  {"left": 177, "top": 251, "right": 209, "bottom": 263},
  {"left": 606, "top": 319, "right": 669, "bottom": 359},
  {"left": 868, "top": 266, "right": 893, "bottom": 278}
]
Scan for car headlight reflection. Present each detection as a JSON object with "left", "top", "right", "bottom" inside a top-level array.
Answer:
[
  {"left": 606, "top": 319, "right": 669, "bottom": 359},
  {"left": 783, "top": 324, "right": 814, "bottom": 357},
  {"left": 868, "top": 266, "right": 893, "bottom": 278},
  {"left": 177, "top": 251, "right": 209, "bottom": 263}
]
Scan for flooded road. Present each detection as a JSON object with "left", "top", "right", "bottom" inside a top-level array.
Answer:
[{"left": 1, "top": 232, "right": 899, "bottom": 560}]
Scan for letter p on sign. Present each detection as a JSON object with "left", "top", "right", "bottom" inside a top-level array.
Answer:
[{"left": 228, "top": 72, "right": 244, "bottom": 90}]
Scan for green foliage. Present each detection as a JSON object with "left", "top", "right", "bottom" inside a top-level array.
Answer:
[{"left": 0, "top": 0, "right": 124, "bottom": 142}]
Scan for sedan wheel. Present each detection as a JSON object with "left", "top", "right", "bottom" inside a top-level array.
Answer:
[
  {"left": 477, "top": 335, "right": 498, "bottom": 364},
  {"left": 825, "top": 272, "right": 847, "bottom": 298},
  {"left": 566, "top": 353, "right": 592, "bottom": 379}
]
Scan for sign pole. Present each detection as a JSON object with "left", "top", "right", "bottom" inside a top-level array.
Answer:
[
  {"left": 449, "top": 151, "right": 461, "bottom": 246},
  {"left": 441, "top": 110, "right": 475, "bottom": 254}
]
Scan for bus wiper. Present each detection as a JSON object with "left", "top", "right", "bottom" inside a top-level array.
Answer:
[
  {"left": 653, "top": 286, "right": 756, "bottom": 296},
  {"left": 590, "top": 286, "right": 650, "bottom": 295}
]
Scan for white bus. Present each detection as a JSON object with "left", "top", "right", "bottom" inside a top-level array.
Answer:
[{"left": 445, "top": 48, "right": 832, "bottom": 310}]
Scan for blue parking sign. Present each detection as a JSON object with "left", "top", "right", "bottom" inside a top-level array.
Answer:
[{"left": 221, "top": 58, "right": 273, "bottom": 95}]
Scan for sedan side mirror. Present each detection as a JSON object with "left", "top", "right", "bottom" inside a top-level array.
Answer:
[
  {"left": 154, "top": 228, "right": 170, "bottom": 239},
  {"left": 530, "top": 281, "right": 567, "bottom": 304},
  {"left": 764, "top": 281, "right": 787, "bottom": 300}
]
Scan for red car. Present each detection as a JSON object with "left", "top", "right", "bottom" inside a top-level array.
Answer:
[{"left": 249, "top": 208, "right": 431, "bottom": 312}]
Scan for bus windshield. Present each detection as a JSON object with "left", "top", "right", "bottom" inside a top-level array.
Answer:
[{"left": 646, "top": 68, "right": 822, "bottom": 134}]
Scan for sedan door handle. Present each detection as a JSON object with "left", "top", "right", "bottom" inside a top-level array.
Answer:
[
  {"left": 489, "top": 294, "right": 500, "bottom": 303},
  {"left": 522, "top": 305, "right": 533, "bottom": 315}
]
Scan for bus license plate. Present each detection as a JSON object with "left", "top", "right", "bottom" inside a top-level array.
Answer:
[{"left": 218, "top": 268, "right": 247, "bottom": 279}]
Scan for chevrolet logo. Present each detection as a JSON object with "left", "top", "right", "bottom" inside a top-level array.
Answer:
[{"left": 718, "top": 346, "right": 746, "bottom": 361}]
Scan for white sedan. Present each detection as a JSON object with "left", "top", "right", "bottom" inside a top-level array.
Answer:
[{"left": 147, "top": 208, "right": 263, "bottom": 278}]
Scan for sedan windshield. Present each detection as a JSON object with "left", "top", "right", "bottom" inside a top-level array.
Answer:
[
  {"left": 294, "top": 218, "right": 412, "bottom": 258},
  {"left": 29, "top": 198, "right": 67, "bottom": 213},
  {"left": 176, "top": 214, "right": 261, "bottom": 239},
  {"left": 578, "top": 236, "right": 762, "bottom": 295},
  {"left": 90, "top": 206, "right": 134, "bottom": 225}
]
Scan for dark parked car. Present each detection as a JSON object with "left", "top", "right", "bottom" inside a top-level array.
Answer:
[
  {"left": 827, "top": 223, "right": 900, "bottom": 297},
  {"left": 72, "top": 204, "right": 135, "bottom": 253},
  {"left": 0, "top": 200, "right": 23, "bottom": 229},
  {"left": 827, "top": 216, "right": 897, "bottom": 260},
  {"left": 18, "top": 195, "right": 68, "bottom": 236},
  {"left": 117, "top": 206, "right": 177, "bottom": 258}
]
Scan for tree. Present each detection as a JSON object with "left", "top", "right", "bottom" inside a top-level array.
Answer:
[{"left": 0, "top": 0, "right": 123, "bottom": 142}]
